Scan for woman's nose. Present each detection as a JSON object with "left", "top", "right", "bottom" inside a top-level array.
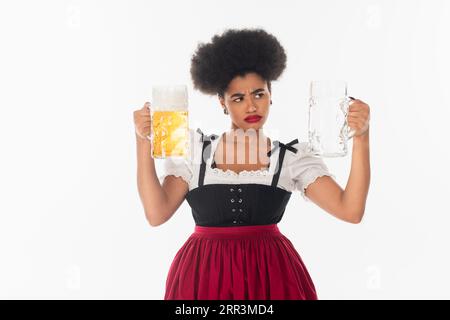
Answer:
[{"left": 244, "top": 96, "right": 257, "bottom": 111}]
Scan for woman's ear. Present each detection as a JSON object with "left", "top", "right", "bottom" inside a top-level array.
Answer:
[{"left": 218, "top": 96, "right": 228, "bottom": 114}]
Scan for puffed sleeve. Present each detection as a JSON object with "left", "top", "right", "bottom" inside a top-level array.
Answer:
[
  {"left": 158, "top": 156, "right": 193, "bottom": 186},
  {"left": 290, "top": 142, "right": 336, "bottom": 202},
  {"left": 157, "top": 127, "right": 195, "bottom": 186}
]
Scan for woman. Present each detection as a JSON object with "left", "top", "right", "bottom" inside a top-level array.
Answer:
[{"left": 134, "top": 28, "right": 371, "bottom": 300}]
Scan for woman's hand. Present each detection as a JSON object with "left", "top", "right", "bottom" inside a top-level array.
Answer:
[
  {"left": 347, "top": 98, "right": 370, "bottom": 137},
  {"left": 134, "top": 102, "right": 152, "bottom": 141}
]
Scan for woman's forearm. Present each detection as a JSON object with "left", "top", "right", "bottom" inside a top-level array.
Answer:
[
  {"left": 341, "top": 129, "right": 371, "bottom": 223},
  {"left": 136, "top": 134, "right": 168, "bottom": 224}
]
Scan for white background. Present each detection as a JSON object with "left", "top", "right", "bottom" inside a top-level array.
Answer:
[{"left": 0, "top": 0, "right": 449, "bottom": 299}]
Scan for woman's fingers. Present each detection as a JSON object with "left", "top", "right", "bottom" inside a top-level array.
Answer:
[{"left": 134, "top": 102, "right": 152, "bottom": 139}]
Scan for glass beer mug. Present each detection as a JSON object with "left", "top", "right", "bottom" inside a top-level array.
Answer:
[
  {"left": 150, "top": 85, "right": 190, "bottom": 159},
  {"left": 307, "top": 80, "right": 356, "bottom": 157}
]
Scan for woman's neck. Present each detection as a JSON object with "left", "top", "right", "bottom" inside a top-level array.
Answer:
[{"left": 226, "top": 127, "right": 268, "bottom": 144}]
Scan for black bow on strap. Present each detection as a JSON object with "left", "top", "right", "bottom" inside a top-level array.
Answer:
[
  {"left": 267, "top": 139, "right": 299, "bottom": 157},
  {"left": 197, "top": 128, "right": 219, "bottom": 142}
]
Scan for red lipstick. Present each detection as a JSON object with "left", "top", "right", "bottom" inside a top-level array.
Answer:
[{"left": 244, "top": 115, "right": 262, "bottom": 123}]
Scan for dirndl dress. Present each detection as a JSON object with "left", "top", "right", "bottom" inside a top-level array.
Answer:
[{"left": 160, "top": 128, "right": 333, "bottom": 300}]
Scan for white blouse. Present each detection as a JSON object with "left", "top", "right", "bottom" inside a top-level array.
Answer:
[{"left": 158, "top": 128, "right": 335, "bottom": 202}]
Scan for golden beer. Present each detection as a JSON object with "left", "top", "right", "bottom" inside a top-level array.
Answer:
[
  {"left": 151, "top": 85, "right": 189, "bottom": 159},
  {"left": 151, "top": 110, "right": 189, "bottom": 158}
]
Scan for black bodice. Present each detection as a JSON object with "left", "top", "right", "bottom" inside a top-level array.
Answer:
[{"left": 185, "top": 129, "right": 299, "bottom": 227}]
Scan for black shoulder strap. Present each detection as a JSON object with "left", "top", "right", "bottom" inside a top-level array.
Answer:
[
  {"left": 197, "top": 128, "right": 219, "bottom": 187},
  {"left": 269, "top": 139, "right": 299, "bottom": 187}
]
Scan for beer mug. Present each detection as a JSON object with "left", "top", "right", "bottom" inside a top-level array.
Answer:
[
  {"left": 150, "top": 85, "right": 190, "bottom": 159},
  {"left": 307, "top": 80, "right": 356, "bottom": 157}
]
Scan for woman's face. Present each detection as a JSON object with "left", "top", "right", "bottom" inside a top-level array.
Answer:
[{"left": 219, "top": 72, "right": 271, "bottom": 131}]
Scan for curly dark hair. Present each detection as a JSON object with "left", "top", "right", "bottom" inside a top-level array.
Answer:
[{"left": 190, "top": 28, "right": 287, "bottom": 98}]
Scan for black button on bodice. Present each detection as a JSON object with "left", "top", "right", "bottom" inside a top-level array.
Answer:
[{"left": 230, "top": 185, "right": 245, "bottom": 223}]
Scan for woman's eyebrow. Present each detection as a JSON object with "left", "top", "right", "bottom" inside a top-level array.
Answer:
[{"left": 230, "top": 88, "right": 265, "bottom": 99}]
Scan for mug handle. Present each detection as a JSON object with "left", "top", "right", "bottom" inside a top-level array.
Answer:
[{"left": 345, "top": 96, "right": 357, "bottom": 139}]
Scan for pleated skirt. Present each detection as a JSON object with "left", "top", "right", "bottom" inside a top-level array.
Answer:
[{"left": 164, "top": 223, "right": 318, "bottom": 300}]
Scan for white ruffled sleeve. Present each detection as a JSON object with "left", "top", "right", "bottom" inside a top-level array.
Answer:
[
  {"left": 289, "top": 142, "right": 336, "bottom": 202},
  {"left": 158, "top": 157, "right": 193, "bottom": 186},
  {"left": 157, "top": 128, "right": 196, "bottom": 186}
]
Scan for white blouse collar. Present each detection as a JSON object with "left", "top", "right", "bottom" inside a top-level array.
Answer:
[{"left": 205, "top": 131, "right": 280, "bottom": 176}]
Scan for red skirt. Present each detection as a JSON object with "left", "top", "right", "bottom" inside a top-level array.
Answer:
[{"left": 164, "top": 223, "right": 318, "bottom": 300}]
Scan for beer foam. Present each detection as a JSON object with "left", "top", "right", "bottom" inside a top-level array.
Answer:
[{"left": 152, "top": 85, "right": 188, "bottom": 110}]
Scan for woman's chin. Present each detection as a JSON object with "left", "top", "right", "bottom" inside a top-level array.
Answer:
[{"left": 242, "top": 120, "right": 264, "bottom": 130}]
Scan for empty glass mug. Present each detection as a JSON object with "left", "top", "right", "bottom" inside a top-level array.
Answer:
[
  {"left": 307, "top": 80, "right": 356, "bottom": 157},
  {"left": 150, "top": 85, "right": 190, "bottom": 159}
]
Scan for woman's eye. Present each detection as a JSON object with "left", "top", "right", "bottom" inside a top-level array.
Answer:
[{"left": 234, "top": 93, "right": 264, "bottom": 102}]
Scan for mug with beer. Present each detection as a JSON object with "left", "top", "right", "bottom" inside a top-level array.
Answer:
[{"left": 150, "top": 85, "right": 190, "bottom": 159}]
